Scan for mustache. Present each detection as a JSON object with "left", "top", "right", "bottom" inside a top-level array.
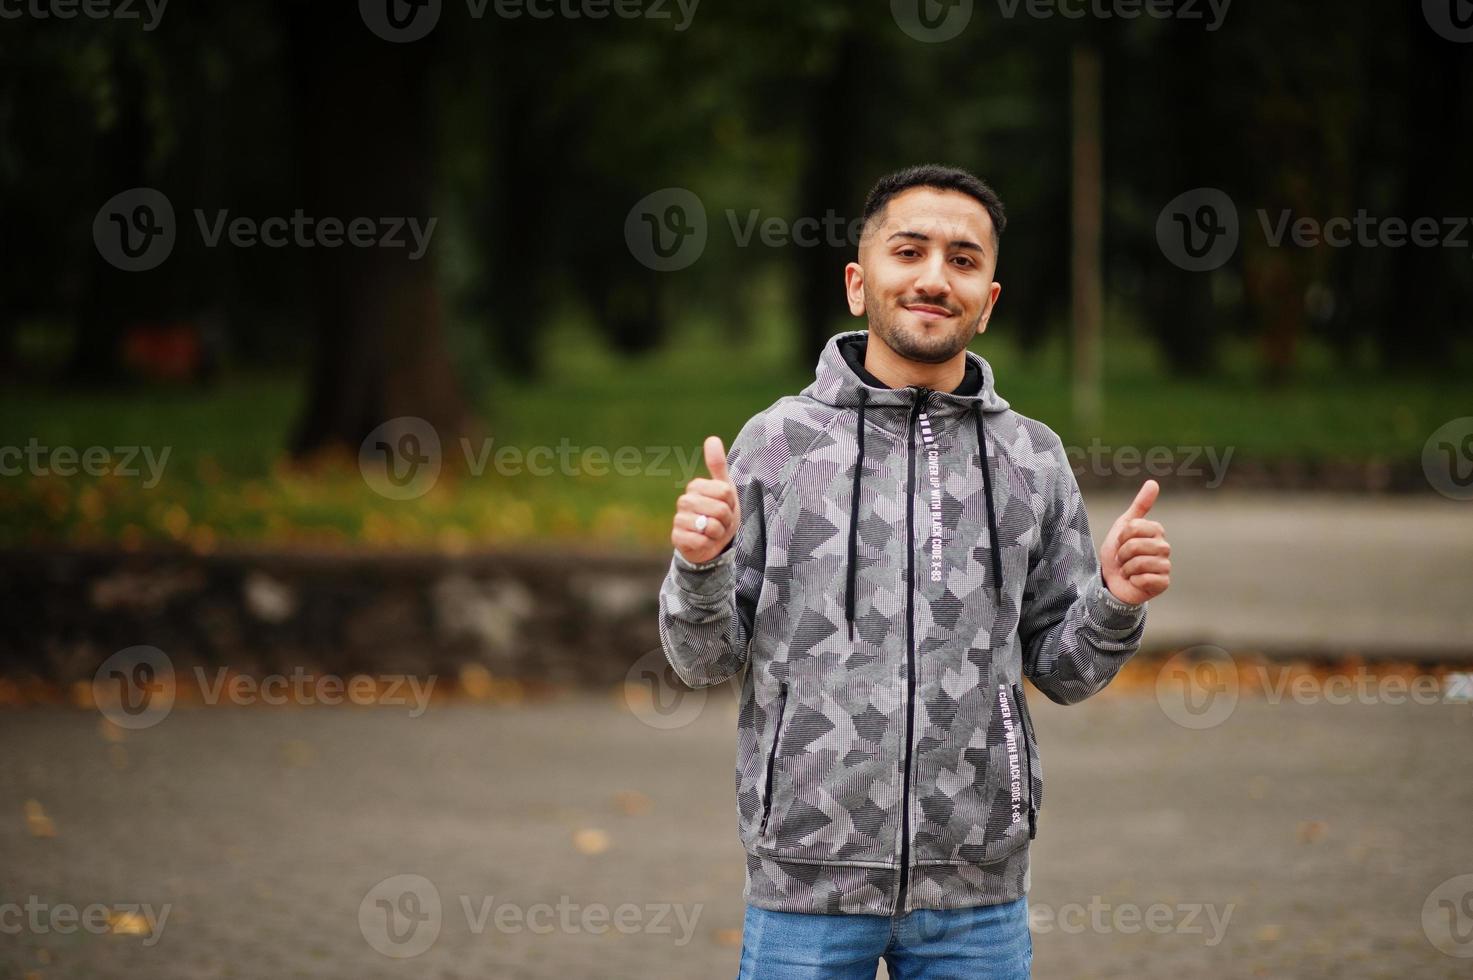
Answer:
[{"left": 900, "top": 297, "right": 960, "bottom": 314}]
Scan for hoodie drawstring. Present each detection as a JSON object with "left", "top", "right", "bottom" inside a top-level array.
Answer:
[
  {"left": 845, "top": 388, "right": 868, "bottom": 640},
  {"left": 975, "top": 404, "right": 1004, "bottom": 594},
  {"left": 843, "top": 393, "right": 1004, "bottom": 642}
]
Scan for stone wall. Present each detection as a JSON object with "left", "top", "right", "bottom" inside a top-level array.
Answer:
[{"left": 0, "top": 547, "right": 673, "bottom": 688}]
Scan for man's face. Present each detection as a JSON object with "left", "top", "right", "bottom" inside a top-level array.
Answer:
[{"left": 844, "top": 186, "right": 1002, "bottom": 364}]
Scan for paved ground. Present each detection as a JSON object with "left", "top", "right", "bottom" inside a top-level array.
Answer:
[
  {"left": 3, "top": 678, "right": 1472, "bottom": 979},
  {"left": 1078, "top": 489, "right": 1473, "bottom": 658}
]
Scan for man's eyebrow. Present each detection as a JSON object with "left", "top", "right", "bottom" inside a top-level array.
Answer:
[{"left": 886, "top": 229, "right": 987, "bottom": 254}]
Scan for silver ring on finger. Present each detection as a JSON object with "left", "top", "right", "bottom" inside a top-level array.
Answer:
[{"left": 694, "top": 514, "right": 709, "bottom": 534}]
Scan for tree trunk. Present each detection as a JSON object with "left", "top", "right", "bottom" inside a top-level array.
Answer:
[
  {"left": 1070, "top": 44, "right": 1103, "bottom": 430},
  {"left": 284, "top": 4, "right": 475, "bottom": 458},
  {"left": 794, "top": 29, "right": 864, "bottom": 366}
]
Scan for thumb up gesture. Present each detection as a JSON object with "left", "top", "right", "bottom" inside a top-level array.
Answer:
[
  {"left": 1100, "top": 480, "right": 1172, "bottom": 606},
  {"left": 672, "top": 435, "right": 741, "bottom": 564}
]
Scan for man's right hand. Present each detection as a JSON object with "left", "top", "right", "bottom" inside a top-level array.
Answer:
[{"left": 672, "top": 435, "right": 741, "bottom": 564}]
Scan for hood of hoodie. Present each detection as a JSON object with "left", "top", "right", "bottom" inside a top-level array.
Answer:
[{"left": 801, "top": 330, "right": 1010, "bottom": 436}]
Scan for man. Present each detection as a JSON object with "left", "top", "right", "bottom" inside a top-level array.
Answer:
[{"left": 658, "top": 164, "right": 1172, "bottom": 978}]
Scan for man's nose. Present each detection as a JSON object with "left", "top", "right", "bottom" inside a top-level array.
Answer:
[{"left": 912, "top": 256, "right": 951, "bottom": 299}]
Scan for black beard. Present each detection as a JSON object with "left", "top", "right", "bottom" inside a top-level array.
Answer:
[{"left": 867, "top": 296, "right": 979, "bottom": 365}]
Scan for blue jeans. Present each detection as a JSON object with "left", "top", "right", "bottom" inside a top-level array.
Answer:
[{"left": 737, "top": 895, "right": 1032, "bottom": 979}]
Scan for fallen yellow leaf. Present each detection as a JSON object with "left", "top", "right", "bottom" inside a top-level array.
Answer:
[
  {"left": 24, "top": 800, "right": 56, "bottom": 838},
  {"left": 108, "top": 910, "right": 150, "bottom": 936},
  {"left": 1297, "top": 820, "right": 1328, "bottom": 844},
  {"left": 460, "top": 664, "right": 494, "bottom": 701},
  {"left": 612, "top": 790, "right": 653, "bottom": 816},
  {"left": 573, "top": 828, "right": 610, "bottom": 854}
]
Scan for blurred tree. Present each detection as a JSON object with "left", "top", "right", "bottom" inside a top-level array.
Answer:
[
  {"left": 3, "top": 3, "right": 1469, "bottom": 405},
  {"left": 282, "top": 3, "right": 474, "bottom": 456},
  {"left": 1109, "top": 20, "right": 1224, "bottom": 376}
]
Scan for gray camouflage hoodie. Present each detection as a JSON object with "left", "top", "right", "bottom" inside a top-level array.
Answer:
[{"left": 658, "top": 329, "right": 1148, "bottom": 916}]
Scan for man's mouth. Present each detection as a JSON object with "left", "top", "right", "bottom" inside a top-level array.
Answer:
[{"left": 904, "top": 303, "right": 954, "bottom": 321}]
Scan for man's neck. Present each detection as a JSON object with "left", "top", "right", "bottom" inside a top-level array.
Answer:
[{"left": 863, "top": 333, "right": 966, "bottom": 392}]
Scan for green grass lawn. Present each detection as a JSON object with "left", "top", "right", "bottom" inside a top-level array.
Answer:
[{"left": 0, "top": 318, "right": 1464, "bottom": 551}]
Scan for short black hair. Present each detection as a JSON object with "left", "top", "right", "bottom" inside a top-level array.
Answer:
[{"left": 861, "top": 164, "right": 1007, "bottom": 250}]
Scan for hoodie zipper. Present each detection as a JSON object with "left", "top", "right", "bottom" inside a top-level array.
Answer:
[
  {"left": 759, "top": 681, "right": 789, "bottom": 836},
  {"left": 894, "top": 386, "right": 930, "bottom": 914}
]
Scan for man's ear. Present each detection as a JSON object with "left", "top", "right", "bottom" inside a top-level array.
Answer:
[
  {"left": 844, "top": 262, "right": 866, "bottom": 317},
  {"left": 976, "top": 280, "right": 1002, "bottom": 335}
]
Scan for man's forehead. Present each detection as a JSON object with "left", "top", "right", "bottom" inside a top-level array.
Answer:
[{"left": 868, "top": 188, "right": 993, "bottom": 245}]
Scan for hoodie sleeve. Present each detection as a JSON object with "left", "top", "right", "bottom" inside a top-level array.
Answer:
[
  {"left": 1019, "top": 431, "right": 1147, "bottom": 705},
  {"left": 657, "top": 413, "right": 769, "bottom": 689}
]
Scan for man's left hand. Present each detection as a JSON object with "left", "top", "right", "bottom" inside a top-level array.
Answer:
[{"left": 1100, "top": 479, "right": 1171, "bottom": 606}]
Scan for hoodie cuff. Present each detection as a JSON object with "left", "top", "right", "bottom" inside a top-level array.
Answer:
[
  {"left": 1084, "top": 572, "right": 1148, "bottom": 638},
  {"left": 670, "top": 543, "right": 736, "bottom": 601}
]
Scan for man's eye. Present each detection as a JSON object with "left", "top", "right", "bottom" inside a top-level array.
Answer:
[{"left": 952, "top": 255, "right": 975, "bottom": 268}]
